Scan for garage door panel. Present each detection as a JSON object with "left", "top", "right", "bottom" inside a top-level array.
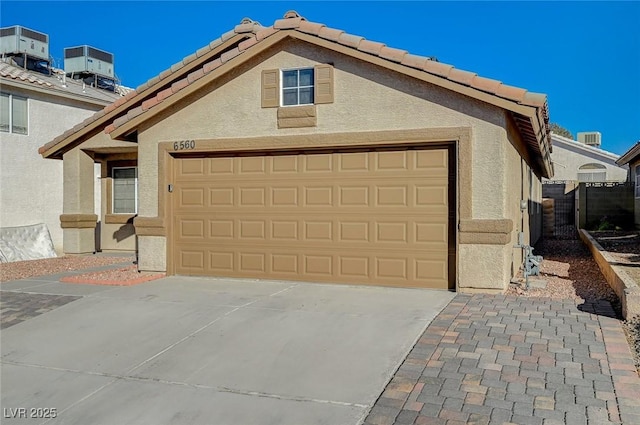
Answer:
[{"left": 172, "top": 148, "right": 452, "bottom": 289}]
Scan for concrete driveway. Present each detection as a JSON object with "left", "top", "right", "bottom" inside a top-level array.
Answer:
[{"left": 1, "top": 275, "right": 454, "bottom": 425}]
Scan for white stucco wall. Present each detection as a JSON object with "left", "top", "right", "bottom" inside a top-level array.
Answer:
[
  {"left": 0, "top": 86, "right": 103, "bottom": 253},
  {"left": 548, "top": 135, "right": 628, "bottom": 182}
]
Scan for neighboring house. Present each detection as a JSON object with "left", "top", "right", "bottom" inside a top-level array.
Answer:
[
  {"left": 0, "top": 60, "right": 123, "bottom": 253},
  {"left": 616, "top": 141, "right": 640, "bottom": 228},
  {"left": 39, "top": 12, "right": 554, "bottom": 293},
  {"left": 546, "top": 133, "right": 628, "bottom": 182}
]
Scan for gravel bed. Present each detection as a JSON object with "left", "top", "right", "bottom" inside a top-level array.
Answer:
[
  {"left": 61, "top": 265, "right": 165, "bottom": 285},
  {"left": 0, "top": 255, "right": 133, "bottom": 282}
]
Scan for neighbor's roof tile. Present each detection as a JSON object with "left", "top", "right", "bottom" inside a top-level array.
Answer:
[
  {"left": 187, "top": 68, "right": 205, "bottom": 84},
  {"left": 171, "top": 78, "right": 189, "bottom": 94},
  {"left": 203, "top": 58, "right": 223, "bottom": 74},
  {"left": 141, "top": 97, "right": 159, "bottom": 111},
  {"left": 156, "top": 87, "right": 174, "bottom": 102},
  {"left": 401, "top": 54, "right": 428, "bottom": 70},
  {"left": 196, "top": 45, "right": 211, "bottom": 58},
  {"left": 220, "top": 47, "right": 241, "bottom": 63},
  {"left": 422, "top": 60, "right": 454, "bottom": 78},
  {"left": 471, "top": 76, "right": 503, "bottom": 94},
  {"left": 297, "top": 20, "right": 325, "bottom": 35},
  {"left": 239, "top": 36, "right": 259, "bottom": 51},
  {"left": 496, "top": 84, "right": 527, "bottom": 102},
  {"left": 448, "top": 69, "right": 477, "bottom": 86}
]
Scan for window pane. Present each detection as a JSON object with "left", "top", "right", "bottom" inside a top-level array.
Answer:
[
  {"left": 299, "top": 68, "right": 313, "bottom": 86},
  {"left": 298, "top": 87, "right": 314, "bottom": 105},
  {"left": 11, "top": 96, "right": 27, "bottom": 134},
  {"left": 113, "top": 167, "right": 137, "bottom": 214},
  {"left": 0, "top": 93, "right": 9, "bottom": 132},
  {"left": 282, "top": 88, "right": 298, "bottom": 106},
  {"left": 282, "top": 70, "right": 298, "bottom": 88}
]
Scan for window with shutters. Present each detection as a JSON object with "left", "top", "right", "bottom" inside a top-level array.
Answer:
[
  {"left": 0, "top": 92, "right": 28, "bottom": 135},
  {"left": 261, "top": 64, "right": 334, "bottom": 109}
]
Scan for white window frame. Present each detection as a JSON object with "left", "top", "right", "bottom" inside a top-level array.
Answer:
[
  {"left": 0, "top": 92, "right": 28, "bottom": 135},
  {"left": 280, "top": 67, "right": 314, "bottom": 107},
  {"left": 112, "top": 166, "right": 138, "bottom": 214},
  {"left": 577, "top": 163, "right": 607, "bottom": 182}
]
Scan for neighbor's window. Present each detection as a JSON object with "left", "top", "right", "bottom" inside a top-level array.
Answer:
[
  {"left": 112, "top": 167, "right": 138, "bottom": 214},
  {"left": 0, "top": 92, "right": 28, "bottom": 134},
  {"left": 636, "top": 165, "right": 640, "bottom": 198},
  {"left": 282, "top": 68, "right": 314, "bottom": 106},
  {"left": 577, "top": 163, "right": 607, "bottom": 182}
]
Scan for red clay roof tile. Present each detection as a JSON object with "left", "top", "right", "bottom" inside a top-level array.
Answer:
[
  {"left": 141, "top": 97, "right": 159, "bottom": 111},
  {"left": 209, "top": 38, "right": 223, "bottom": 49},
  {"left": 183, "top": 52, "right": 198, "bottom": 66},
  {"left": 521, "top": 91, "right": 547, "bottom": 107},
  {"left": 283, "top": 10, "right": 301, "bottom": 19},
  {"left": 103, "top": 102, "right": 118, "bottom": 114},
  {"left": 104, "top": 123, "right": 116, "bottom": 134},
  {"left": 338, "top": 33, "right": 364, "bottom": 49},
  {"left": 203, "top": 58, "right": 223, "bottom": 74},
  {"left": 158, "top": 68, "right": 173, "bottom": 80},
  {"left": 358, "top": 40, "right": 386, "bottom": 56},
  {"left": 171, "top": 78, "right": 189, "bottom": 94},
  {"left": 239, "top": 36, "right": 258, "bottom": 51},
  {"left": 170, "top": 61, "right": 184, "bottom": 73},
  {"left": 112, "top": 115, "right": 129, "bottom": 129},
  {"left": 256, "top": 26, "right": 278, "bottom": 41},
  {"left": 496, "top": 84, "right": 527, "bottom": 102},
  {"left": 221, "top": 29, "right": 237, "bottom": 42},
  {"left": 318, "top": 27, "right": 344, "bottom": 42},
  {"left": 379, "top": 46, "right": 407, "bottom": 63},
  {"left": 220, "top": 47, "right": 241, "bottom": 63},
  {"left": 448, "top": 69, "right": 477, "bottom": 86},
  {"left": 127, "top": 106, "right": 144, "bottom": 120},
  {"left": 136, "top": 81, "right": 150, "bottom": 92},
  {"left": 401, "top": 54, "right": 428, "bottom": 70},
  {"left": 157, "top": 87, "right": 174, "bottom": 102},
  {"left": 196, "top": 45, "right": 211, "bottom": 58},
  {"left": 470, "top": 76, "right": 503, "bottom": 94},
  {"left": 297, "top": 21, "right": 325, "bottom": 35},
  {"left": 235, "top": 18, "right": 259, "bottom": 34},
  {"left": 187, "top": 68, "right": 205, "bottom": 84},
  {"left": 274, "top": 17, "right": 305, "bottom": 29},
  {"left": 422, "top": 60, "right": 454, "bottom": 78}
]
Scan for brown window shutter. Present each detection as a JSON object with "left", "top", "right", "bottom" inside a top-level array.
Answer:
[
  {"left": 314, "top": 64, "right": 334, "bottom": 104},
  {"left": 261, "top": 69, "right": 279, "bottom": 108}
]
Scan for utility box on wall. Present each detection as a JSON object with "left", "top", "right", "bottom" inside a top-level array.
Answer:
[
  {"left": 0, "top": 25, "right": 49, "bottom": 61},
  {"left": 64, "top": 45, "right": 114, "bottom": 79}
]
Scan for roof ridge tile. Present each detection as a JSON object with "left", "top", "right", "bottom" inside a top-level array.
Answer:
[
  {"left": 496, "top": 84, "right": 527, "bottom": 103},
  {"left": 357, "top": 39, "right": 386, "bottom": 56},
  {"left": 338, "top": 33, "right": 364, "bottom": 49},
  {"left": 318, "top": 27, "right": 344, "bottom": 42},
  {"left": 422, "top": 60, "right": 454, "bottom": 78},
  {"left": 238, "top": 35, "right": 259, "bottom": 51},
  {"left": 297, "top": 20, "right": 325, "bottom": 35},
  {"left": 471, "top": 75, "right": 503, "bottom": 94},
  {"left": 401, "top": 54, "right": 429, "bottom": 70},
  {"left": 448, "top": 69, "right": 477, "bottom": 86},
  {"left": 256, "top": 26, "right": 278, "bottom": 41},
  {"left": 220, "top": 46, "right": 242, "bottom": 63},
  {"left": 379, "top": 46, "right": 408, "bottom": 63}
]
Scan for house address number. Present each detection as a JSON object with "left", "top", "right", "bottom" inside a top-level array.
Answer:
[{"left": 173, "top": 140, "right": 195, "bottom": 150}]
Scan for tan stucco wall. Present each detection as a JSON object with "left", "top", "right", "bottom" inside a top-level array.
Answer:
[{"left": 133, "top": 39, "right": 535, "bottom": 290}]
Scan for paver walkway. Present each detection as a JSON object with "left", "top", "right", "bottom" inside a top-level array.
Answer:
[
  {"left": 364, "top": 294, "right": 640, "bottom": 425},
  {"left": 0, "top": 291, "right": 80, "bottom": 329}
]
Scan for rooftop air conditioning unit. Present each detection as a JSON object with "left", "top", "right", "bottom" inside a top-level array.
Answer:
[
  {"left": 64, "top": 45, "right": 114, "bottom": 79},
  {"left": 577, "top": 132, "right": 602, "bottom": 148},
  {"left": 0, "top": 25, "right": 49, "bottom": 61}
]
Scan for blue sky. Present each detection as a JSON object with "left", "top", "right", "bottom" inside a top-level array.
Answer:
[{"left": 2, "top": 1, "right": 639, "bottom": 155}]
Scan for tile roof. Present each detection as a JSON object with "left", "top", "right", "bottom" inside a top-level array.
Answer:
[
  {"left": 0, "top": 61, "right": 126, "bottom": 103},
  {"left": 616, "top": 141, "right": 640, "bottom": 166},
  {"left": 40, "top": 11, "right": 551, "bottom": 177}
]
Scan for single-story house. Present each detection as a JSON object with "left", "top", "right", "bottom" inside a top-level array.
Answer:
[
  {"left": 616, "top": 141, "right": 640, "bottom": 228},
  {"left": 546, "top": 133, "right": 628, "bottom": 183},
  {"left": 40, "top": 12, "right": 553, "bottom": 293}
]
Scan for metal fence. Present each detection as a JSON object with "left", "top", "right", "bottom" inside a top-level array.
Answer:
[{"left": 542, "top": 181, "right": 578, "bottom": 239}]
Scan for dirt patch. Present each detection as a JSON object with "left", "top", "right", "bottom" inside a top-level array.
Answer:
[
  {"left": 61, "top": 265, "right": 165, "bottom": 286},
  {"left": 590, "top": 230, "right": 640, "bottom": 284},
  {"left": 1, "top": 255, "right": 134, "bottom": 282}
]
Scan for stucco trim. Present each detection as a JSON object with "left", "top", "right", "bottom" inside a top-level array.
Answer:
[
  {"left": 60, "top": 214, "right": 98, "bottom": 229},
  {"left": 105, "top": 214, "right": 135, "bottom": 225},
  {"left": 134, "top": 217, "right": 166, "bottom": 236},
  {"left": 153, "top": 127, "right": 472, "bottom": 278},
  {"left": 277, "top": 105, "right": 317, "bottom": 128},
  {"left": 458, "top": 219, "right": 513, "bottom": 245}
]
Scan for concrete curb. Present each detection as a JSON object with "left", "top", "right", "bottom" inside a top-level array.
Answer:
[{"left": 579, "top": 229, "right": 640, "bottom": 319}]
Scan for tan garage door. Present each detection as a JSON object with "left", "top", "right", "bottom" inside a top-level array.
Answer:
[{"left": 171, "top": 147, "right": 454, "bottom": 289}]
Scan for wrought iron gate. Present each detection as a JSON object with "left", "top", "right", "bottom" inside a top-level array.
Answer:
[{"left": 542, "top": 181, "right": 577, "bottom": 239}]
